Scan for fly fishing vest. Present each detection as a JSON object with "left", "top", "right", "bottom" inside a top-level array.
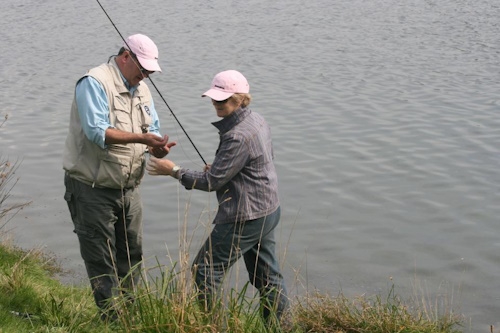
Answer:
[{"left": 63, "top": 59, "right": 153, "bottom": 189}]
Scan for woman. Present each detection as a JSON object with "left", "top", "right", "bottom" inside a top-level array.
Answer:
[{"left": 146, "top": 70, "right": 288, "bottom": 322}]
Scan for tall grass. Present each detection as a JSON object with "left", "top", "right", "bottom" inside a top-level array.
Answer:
[
  {"left": 0, "top": 204, "right": 467, "bottom": 333},
  {"left": 292, "top": 285, "right": 463, "bottom": 333},
  {"left": 0, "top": 114, "right": 31, "bottom": 234},
  {"left": 109, "top": 263, "right": 270, "bottom": 333},
  {"left": 0, "top": 239, "right": 467, "bottom": 333}
]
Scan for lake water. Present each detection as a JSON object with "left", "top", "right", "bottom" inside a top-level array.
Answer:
[{"left": 1, "top": 0, "right": 499, "bottom": 330}]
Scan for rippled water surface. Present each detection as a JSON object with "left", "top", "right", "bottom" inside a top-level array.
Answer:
[{"left": 1, "top": 0, "right": 499, "bottom": 330}]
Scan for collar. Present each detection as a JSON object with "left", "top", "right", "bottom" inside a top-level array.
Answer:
[{"left": 212, "top": 107, "right": 251, "bottom": 133}]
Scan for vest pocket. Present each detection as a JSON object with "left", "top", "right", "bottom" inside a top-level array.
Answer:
[
  {"left": 94, "top": 145, "right": 133, "bottom": 188},
  {"left": 112, "top": 94, "right": 133, "bottom": 132},
  {"left": 114, "top": 110, "right": 133, "bottom": 133}
]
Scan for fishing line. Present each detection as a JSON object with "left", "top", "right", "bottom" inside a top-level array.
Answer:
[{"left": 95, "top": 0, "right": 207, "bottom": 166}]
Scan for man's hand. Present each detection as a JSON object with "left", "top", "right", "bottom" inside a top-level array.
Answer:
[
  {"left": 105, "top": 128, "right": 170, "bottom": 147},
  {"left": 142, "top": 133, "right": 169, "bottom": 148},
  {"left": 149, "top": 135, "right": 177, "bottom": 158},
  {"left": 104, "top": 130, "right": 176, "bottom": 157}
]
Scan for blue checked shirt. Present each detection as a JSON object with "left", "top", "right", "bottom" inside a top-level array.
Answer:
[{"left": 179, "top": 107, "right": 280, "bottom": 224}]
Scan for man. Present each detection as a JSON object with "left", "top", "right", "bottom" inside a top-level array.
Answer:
[
  {"left": 63, "top": 34, "right": 175, "bottom": 319},
  {"left": 146, "top": 70, "right": 288, "bottom": 324}
]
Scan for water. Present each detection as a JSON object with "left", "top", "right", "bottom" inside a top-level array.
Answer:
[{"left": 1, "top": 0, "right": 499, "bottom": 330}]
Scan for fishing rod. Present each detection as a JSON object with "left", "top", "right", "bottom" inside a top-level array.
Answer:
[{"left": 95, "top": 0, "right": 207, "bottom": 166}]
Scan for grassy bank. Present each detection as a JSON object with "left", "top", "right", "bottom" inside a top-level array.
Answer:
[{"left": 0, "top": 239, "right": 465, "bottom": 333}]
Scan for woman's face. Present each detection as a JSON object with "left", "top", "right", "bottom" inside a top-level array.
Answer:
[{"left": 211, "top": 96, "right": 241, "bottom": 118}]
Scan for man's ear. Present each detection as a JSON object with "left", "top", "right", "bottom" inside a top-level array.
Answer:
[{"left": 116, "top": 51, "right": 129, "bottom": 66}]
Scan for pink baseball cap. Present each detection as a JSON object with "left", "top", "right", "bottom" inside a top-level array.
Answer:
[
  {"left": 202, "top": 70, "right": 250, "bottom": 101},
  {"left": 124, "top": 34, "right": 162, "bottom": 72}
]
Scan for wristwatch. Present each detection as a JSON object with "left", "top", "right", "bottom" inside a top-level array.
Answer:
[{"left": 172, "top": 165, "right": 181, "bottom": 178}]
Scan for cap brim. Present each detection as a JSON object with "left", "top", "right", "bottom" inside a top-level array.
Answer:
[
  {"left": 137, "top": 57, "right": 162, "bottom": 72},
  {"left": 201, "top": 89, "right": 234, "bottom": 101}
]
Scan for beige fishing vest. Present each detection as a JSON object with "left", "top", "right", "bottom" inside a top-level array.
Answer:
[{"left": 63, "top": 59, "right": 153, "bottom": 189}]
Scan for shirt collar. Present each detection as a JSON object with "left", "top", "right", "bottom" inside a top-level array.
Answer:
[{"left": 212, "top": 107, "right": 250, "bottom": 133}]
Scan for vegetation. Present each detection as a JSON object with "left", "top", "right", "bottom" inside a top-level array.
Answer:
[
  {"left": 0, "top": 112, "right": 466, "bottom": 332},
  {"left": 0, "top": 243, "right": 466, "bottom": 333},
  {"left": 0, "top": 114, "right": 31, "bottom": 232}
]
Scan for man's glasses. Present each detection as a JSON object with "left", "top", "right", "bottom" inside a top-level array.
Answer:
[{"left": 130, "top": 51, "right": 154, "bottom": 76}]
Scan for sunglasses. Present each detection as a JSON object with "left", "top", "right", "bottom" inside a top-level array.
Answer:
[{"left": 213, "top": 98, "right": 230, "bottom": 104}]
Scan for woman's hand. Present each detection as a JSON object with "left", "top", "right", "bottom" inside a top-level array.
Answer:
[{"left": 146, "top": 155, "right": 176, "bottom": 176}]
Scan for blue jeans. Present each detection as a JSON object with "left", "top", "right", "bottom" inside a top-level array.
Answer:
[{"left": 192, "top": 207, "right": 288, "bottom": 321}]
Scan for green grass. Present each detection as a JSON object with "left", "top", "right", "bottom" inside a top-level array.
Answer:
[
  {"left": 0, "top": 242, "right": 100, "bottom": 332},
  {"left": 293, "top": 287, "right": 463, "bottom": 333},
  {"left": 0, "top": 239, "right": 466, "bottom": 333}
]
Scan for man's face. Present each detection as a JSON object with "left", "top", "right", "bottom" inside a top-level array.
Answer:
[{"left": 122, "top": 51, "right": 153, "bottom": 86}]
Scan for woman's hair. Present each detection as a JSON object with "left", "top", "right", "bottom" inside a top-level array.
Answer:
[{"left": 231, "top": 93, "right": 252, "bottom": 108}]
